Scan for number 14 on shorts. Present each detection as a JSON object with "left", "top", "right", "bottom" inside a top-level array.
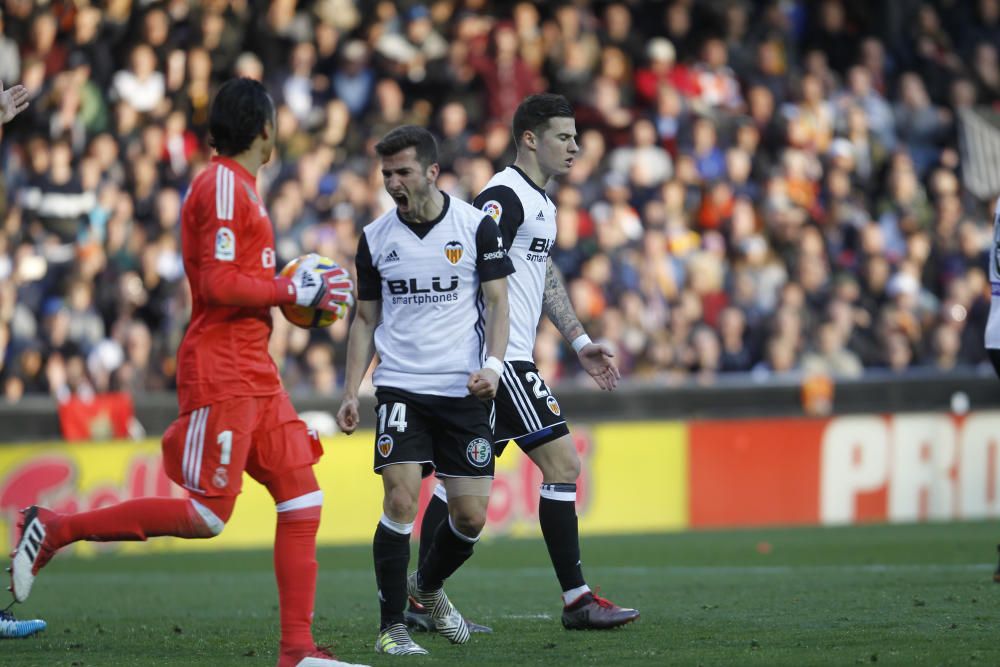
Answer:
[{"left": 378, "top": 403, "right": 408, "bottom": 433}]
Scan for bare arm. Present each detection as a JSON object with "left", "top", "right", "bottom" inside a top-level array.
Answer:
[
  {"left": 467, "top": 277, "right": 509, "bottom": 400},
  {"left": 542, "top": 258, "right": 620, "bottom": 390},
  {"left": 336, "top": 299, "right": 380, "bottom": 433},
  {"left": 482, "top": 276, "right": 509, "bottom": 363}
]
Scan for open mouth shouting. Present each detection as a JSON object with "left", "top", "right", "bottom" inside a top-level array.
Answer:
[{"left": 391, "top": 191, "right": 410, "bottom": 211}]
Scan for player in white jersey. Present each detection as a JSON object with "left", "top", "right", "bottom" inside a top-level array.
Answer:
[
  {"left": 986, "top": 196, "right": 1000, "bottom": 360},
  {"left": 986, "top": 196, "right": 1000, "bottom": 583},
  {"left": 408, "top": 94, "right": 639, "bottom": 631},
  {"left": 336, "top": 126, "right": 513, "bottom": 656}
]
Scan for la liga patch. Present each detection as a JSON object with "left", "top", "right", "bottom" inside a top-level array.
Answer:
[
  {"left": 482, "top": 200, "right": 502, "bottom": 223},
  {"left": 215, "top": 226, "right": 235, "bottom": 261}
]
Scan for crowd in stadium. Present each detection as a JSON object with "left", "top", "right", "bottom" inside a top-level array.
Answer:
[{"left": 0, "top": 0, "right": 998, "bottom": 402}]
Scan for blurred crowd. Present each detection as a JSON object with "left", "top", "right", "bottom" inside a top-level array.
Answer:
[{"left": 1, "top": 0, "right": 999, "bottom": 403}]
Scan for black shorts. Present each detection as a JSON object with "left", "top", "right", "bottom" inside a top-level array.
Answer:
[
  {"left": 372, "top": 386, "right": 495, "bottom": 478},
  {"left": 494, "top": 361, "right": 570, "bottom": 456}
]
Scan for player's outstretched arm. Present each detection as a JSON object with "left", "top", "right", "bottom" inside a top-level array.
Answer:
[
  {"left": 0, "top": 81, "right": 29, "bottom": 124},
  {"left": 542, "top": 258, "right": 619, "bottom": 391},
  {"left": 468, "top": 276, "right": 509, "bottom": 400},
  {"left": 336, "top": 298, "right": 379, "bottom": 434}
]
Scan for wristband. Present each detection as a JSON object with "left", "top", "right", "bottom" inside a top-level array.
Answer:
[
  {"left": 571, "top": 334, "right": 592, "bottom": 353},
  {"left": 483, "top": 356, "right": 504, "bottom": 376}
]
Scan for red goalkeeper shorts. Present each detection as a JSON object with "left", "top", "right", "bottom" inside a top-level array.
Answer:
[{"left": 162, "top": 392, "right": 323, "bottom": 497}]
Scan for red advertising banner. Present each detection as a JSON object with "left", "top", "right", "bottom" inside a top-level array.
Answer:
[
  {"left": 688, "top": 411, "right": 1000, "bottom": 528},
  {"left": 688, "top": 418, "right": 826, "bottom": 528}
]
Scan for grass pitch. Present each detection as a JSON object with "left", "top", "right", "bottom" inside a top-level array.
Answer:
[{"left": 5, "top": 522, "right": 1000, "bottom": 666}]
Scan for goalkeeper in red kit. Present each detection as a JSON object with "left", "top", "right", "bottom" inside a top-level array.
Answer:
[{"left": 8, "top": 78, "right": 366, "bottom": 667}]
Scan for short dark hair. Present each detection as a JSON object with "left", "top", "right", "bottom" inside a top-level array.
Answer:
[
  {"left": 208, "top": 78, "right": 275, "bottom": 157},
  {"left": 374, "top": 125, "right": 439, "bottom": 167},
  {"left": 512, "top": 94, "right": 574, "bottom": 145}
]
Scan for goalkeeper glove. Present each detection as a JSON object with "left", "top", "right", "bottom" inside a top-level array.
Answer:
[
  {"left": 315, "top": 265, "right": 355, "bottom": 314},
  {"left": 288, "top": 254, "right": 324, "bottom": 306},
  {"left": 285, "top": 254, "right": 356, "bottom": 314}
]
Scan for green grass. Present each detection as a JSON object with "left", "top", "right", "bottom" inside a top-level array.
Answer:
[{"left": 6, "top": 522, "right": 1000, "bottom": 666}]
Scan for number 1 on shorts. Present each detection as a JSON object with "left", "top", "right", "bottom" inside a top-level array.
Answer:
[{"left": 217, "top": 430, "right": 232, "bottom": 465}]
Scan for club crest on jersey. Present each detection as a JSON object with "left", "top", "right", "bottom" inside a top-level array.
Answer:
[
  {"left": 377, "top": 434, "right": 394, "bottom": 458},
  {"left": 466, "top": 438, "right": 492, "bottom": 467},
  {"left": 212, "top": 466, "right": 229, "bottom": 489},
  {"left": 482, "top": 200, "right": 502, "bottom": 223},
  {"left": 215, "top": 227, "right": 235, "bottom": 261},
  {"left": 444, "top": 241, "right": 463, "bottom": 265},
  {"left": 546, "top": 395, "right": 561, "bottom": 416},
  {"left": 261, "top": 247, "right": 275, "bottom": 268}
]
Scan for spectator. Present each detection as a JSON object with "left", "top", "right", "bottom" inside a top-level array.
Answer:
[
  {"left": 635, "top": 38, "right": 698, "bottom": 108},
  {"left": 693, "top": 37, "right": 744, "bottom": 114},
  {"left": 0, "top": 10, "right": 20, "bottom": 86},
  {"left": 19, "top": 138, "right": 95, "bottom": 247},
  {"left": 835, "top": 66, "right": 896, "bottom": 151},
  {"left": 332, "top": 41, "right": 374, "bottom": 117},
  {"left": 801, "top": 321, "right": 864, "bottom": 378},
  {"left": 471, "top": 20, "right": 543, "bottom": 124},
  {"left": 893, "top": 72, "right": 949, "bottom": 175},
  {"left": 111, "top": 44, "right": 165, "bottom": 114},
  {"left": 718, "top": 306, "right": 754, "bottom": 372}
]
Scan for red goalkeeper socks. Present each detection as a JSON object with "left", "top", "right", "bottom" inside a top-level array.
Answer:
[
  {"left": 274, "top": 505, "right": 322, "bottom": 654},
  {"left": 46, "top": 497, "right": 211, "bottom": 549}
]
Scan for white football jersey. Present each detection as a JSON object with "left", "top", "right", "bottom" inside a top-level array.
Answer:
[
  {"left": 356, "top": 193, "right": 513, "bottom": 396},
  {"left": 474, "top": 166, "right": 557, "bottom": 361},
  {"left": 987, "top": 195, "right": 1000, "bottom": 349}
]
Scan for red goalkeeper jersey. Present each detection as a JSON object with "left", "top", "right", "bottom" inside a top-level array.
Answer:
[{"left": 176, "top": 156, "right": 296, "bottom": 414}]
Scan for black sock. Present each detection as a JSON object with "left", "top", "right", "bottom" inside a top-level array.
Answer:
[
  {"left": 539, "top": 482, "right": 586, "bottom": 592},
  {"left": 373, "top": 521, "right": 411, "bottom": 629},
  {"left": 418, "top": 517, "right": 476, "bottom": 591},
  {"left": 418, "top": 493, "right": 449, "bottom": 570}
]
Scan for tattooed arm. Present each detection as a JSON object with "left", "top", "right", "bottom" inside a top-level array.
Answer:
[
  {"left": 542, "top": 259, "right": 620, "bottom": 390},
  {"left": 542, "top": 258, "right": 586, "bottom": 342}
]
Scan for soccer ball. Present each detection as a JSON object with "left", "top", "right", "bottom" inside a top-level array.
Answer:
[{"left": 278, "top": 254, "right": 351, "bottom": 329}]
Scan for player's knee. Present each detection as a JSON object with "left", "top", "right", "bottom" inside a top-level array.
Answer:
[
  {"left": 542, "top": 448, "right": 581, "bottom": 483},
  {"left": 451, "top": 508, "right": 486, "bottom": 537},
  {"left": 276, "top": 490, "right": 324, "bottom": 523},
  {"left": 189, "top": 497, "right": 233, "bottom": 537},
  {"left": 265, "top": 466, "right": 320, "bottom": 505},
  {"left": 384, "top": 486, "right": 419, "bottom": 522}
]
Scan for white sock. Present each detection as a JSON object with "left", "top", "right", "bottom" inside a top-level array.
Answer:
[
  {"left": 379, "top": 513, "right": 414, "bottom": 535},
  {"left": 562, "top": 584, "right": 591, "bottom": 606}
]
